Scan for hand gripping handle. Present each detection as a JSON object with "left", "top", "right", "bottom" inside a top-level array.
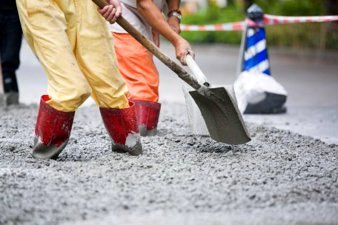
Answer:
[{"left": 92, "top": 0, "right": 203, "bottom": 91}]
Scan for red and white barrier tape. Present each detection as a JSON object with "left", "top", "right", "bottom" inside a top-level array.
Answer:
[
  {"left": 263, "top": 14, "right": 338, "bottom": 25},
  {"left": 180, "top": 15, "right": 338, "bottom": 31},
  {"left": 180, "top": 21, "right": 244, "bottom": 31}
]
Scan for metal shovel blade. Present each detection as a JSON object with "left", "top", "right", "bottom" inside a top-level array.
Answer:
[{"left": 189, "top": 87, "right": 251, "bottom": 144}]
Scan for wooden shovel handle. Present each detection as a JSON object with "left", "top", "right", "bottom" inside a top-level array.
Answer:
[{"left": 92, "top": 0, "right": 201, "bottom": 90}]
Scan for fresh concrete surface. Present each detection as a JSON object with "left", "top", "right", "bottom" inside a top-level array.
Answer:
[
  {"left": 0, "top": 40, "right": 337, "bottom": 225},
  {"left": 0, "top": 103, "right": 337, "bottom": 225}
]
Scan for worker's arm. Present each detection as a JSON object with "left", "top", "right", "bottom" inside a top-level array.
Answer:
[
  {"left": 166, "top": 0, "right": 181, "bottom": 34},
  {"left": 137, "top": 0, "right": 194, "bottom": 65}
]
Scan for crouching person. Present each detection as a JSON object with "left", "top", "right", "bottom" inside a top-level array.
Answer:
[{"left": 16, "top": 0, "right": 142, "bottom": 159}]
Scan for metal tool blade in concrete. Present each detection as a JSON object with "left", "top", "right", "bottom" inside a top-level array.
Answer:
[
  {"left": 185, "top": 55, "right": 250, "bottom": 144},
  {"left": 92, "top": 0, "right": 251, "bottom": 144}
]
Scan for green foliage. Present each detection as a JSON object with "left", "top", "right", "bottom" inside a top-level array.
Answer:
[
  {"left": 254, "top": 0, "right": 325, "bottom": 15},
  {"left": 181, "top": 4, "right": 244, "bottom": 44},
  {"left": 257, "top": 0, "right": 336, "bottom": 49},
  {"left": 181, "top": 0, "right": 337, "bottom": 49}
]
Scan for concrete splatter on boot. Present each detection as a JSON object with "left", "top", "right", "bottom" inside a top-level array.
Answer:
[
  {"left": 100, "top": 103, "right": 142, "bottom": 156},
  {"left": 33, "top": 95, "right": 75, "bottom": 159},
  {"left": 133, "top": 100, "right": 161, "bottom": 136}
]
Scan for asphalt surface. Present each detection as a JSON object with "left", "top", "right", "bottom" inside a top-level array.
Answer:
[{"left": 0, "top": 40, "right": 337, "bottom": 225}]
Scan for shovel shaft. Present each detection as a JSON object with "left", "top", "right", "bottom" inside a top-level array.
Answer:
[
  {"left": 92, "top": 0, "right": 201, "bottom": 90},
  {"left": 186, "top": 55, "right": 210, "bottom": 87}
]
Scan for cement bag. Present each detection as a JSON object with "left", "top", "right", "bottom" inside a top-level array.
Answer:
[{"left": 234, "top": 71, "right": 288, "bottom": 114}]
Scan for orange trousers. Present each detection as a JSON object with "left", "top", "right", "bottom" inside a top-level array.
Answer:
[{"left": 113, "top": 33, "right": 159, "bottom": 102}]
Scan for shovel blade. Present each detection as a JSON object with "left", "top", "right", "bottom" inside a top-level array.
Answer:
[{"left": 189, "top": 87, "right": 251, "bottom": 144}]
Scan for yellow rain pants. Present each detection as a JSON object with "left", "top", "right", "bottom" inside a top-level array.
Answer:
[
  {"left": 16, "top": 0, "right": 129, "bottom": 112},
  {"left": 113, "top": 33, "right": 159, "bottom": 102}
]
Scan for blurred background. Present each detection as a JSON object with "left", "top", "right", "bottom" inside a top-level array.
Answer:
[{"left": 180, "top": 0, "right": 338, "bottom": 50}]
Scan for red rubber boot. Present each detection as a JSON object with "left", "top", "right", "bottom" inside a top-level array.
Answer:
[
  {"left": 100, "top": 103, "right": 142, "bottom": 156},
  {"left": 133, "top": 100, "right": 161, "bottom": 136},
  {"left": 33, "top": 95, "right": 75, "bottom": 159}
]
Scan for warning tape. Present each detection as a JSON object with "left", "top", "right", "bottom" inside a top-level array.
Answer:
[
  {"left": 180, "top": 15, "right": 338, "bottom": 31},
  {"left": 263, "top": 14, "right": 338, "bottom": 25},
  {"left": 180, "top": 21, "right": 245, "bottom": 31}
]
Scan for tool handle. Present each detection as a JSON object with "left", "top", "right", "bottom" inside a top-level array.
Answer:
[
  {"left": 186, "top": 55, "right": 210, "bottom": 87},
  {"left": 92, "top": 0, "right": 201, "bottom": 90}
]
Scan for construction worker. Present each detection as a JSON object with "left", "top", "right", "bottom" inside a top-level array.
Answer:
[
  {"left": 105, "top": 0, "right": 194, "bottom": 136},
  {"left": 0, "top": 0, "right": 22, "bottom": 106},
  {"left": 16, "top": 0, "right": 142, "bottom": 159}
]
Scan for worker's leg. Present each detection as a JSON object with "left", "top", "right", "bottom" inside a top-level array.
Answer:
[
  {"left": 17, "top": 0, "right": 92, "bottom": 111},
  {"left": 74, "top": 1, "right": 141, "bottom": 155},
  {"left": 113, "top": 33, "right": 159, "bottom": 102},
  {"left": 100, "top": 102, "right": 142, "bottom": 156},
  {"left": 74, "top": 1, "right": 128, "bottom": 109},
  {"left": 33, "top": 95, "right": 75, "bottom": 159},
  {"left": 16, "top": 0, "right": 92, "bottom": 159},
  {"left": 0, "top": 10, "right": 22, "bottom": 105},
  {"left": 113, "top": 32, "right": 161, "bottom": 136}
]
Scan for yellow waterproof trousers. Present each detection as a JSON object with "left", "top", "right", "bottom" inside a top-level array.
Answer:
[{"left": 16, "top": 0, "right": 129, "bottom": 112}]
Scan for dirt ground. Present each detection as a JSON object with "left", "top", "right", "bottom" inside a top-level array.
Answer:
[{"left": 1, "top": 42, "right": 338, "bottom": 225}]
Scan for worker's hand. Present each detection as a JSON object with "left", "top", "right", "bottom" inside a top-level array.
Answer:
[
  {"left": 167, "top": 16, "right": 181, "bottom": 34},
  {"left": 98, "top": 0, "right": 122, "bottom": 24},
  {"left": 174, "top": 38, "right": 194, "bottom": 65}
]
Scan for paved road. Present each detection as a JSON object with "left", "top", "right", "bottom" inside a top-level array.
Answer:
[{"left": 16, "top": 40, "right": 338, "bottom": 143}]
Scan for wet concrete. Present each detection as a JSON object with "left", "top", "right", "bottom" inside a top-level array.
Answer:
[
  {"left": 1, "top": 103, "right": 337, "bottom": 225},
  {"left": 1, "top": 40, "right": 337, "bottom": 224}
]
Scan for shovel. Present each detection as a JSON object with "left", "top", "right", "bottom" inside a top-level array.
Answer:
[
  {"left": 92, "top": 0, "right": 251, "bottom": 144},
  {"left": 184, "top": 55, "right": 250, "bottom": 144}
]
